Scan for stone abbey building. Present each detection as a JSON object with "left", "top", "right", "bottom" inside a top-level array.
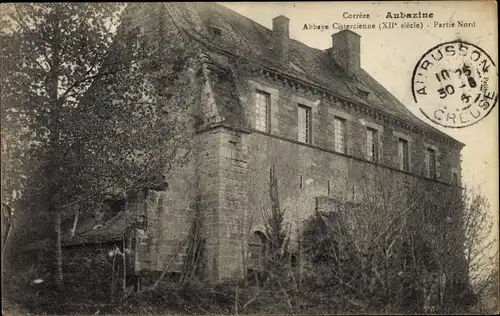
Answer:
[
  {"left": 122, "top": 3, "right": 463, "bottom": 281},
  {"left": 25, "top": 3, "right": 464, "bottom": 284}
]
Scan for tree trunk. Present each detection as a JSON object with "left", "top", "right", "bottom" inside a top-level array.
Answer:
[
  {"left": 70, "top": 209, "right": 79, "bottom": 237},
  {"left": 122, "top": 236, "right": 127, "bottom": 295},
  {"left": 54, "top": 209, "right": 65, "bottom": 292},
  {"left": 48, "top": 5, "right": 63, "bottom": 293},
  {"left": 1, "top": 202, "right": 12, "bottom": 257}
]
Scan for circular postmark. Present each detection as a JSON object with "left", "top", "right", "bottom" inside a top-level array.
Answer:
[{"left": 411, "top": 40, "right": 498, "bottom": 128}]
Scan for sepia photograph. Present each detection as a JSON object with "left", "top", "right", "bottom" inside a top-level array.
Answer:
[{"left": 1, "top": 1, "right": 498, "bottom": 315}]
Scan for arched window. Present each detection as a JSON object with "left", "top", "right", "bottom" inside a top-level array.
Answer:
[{"left": 248, "top": 231, "right": 267, "bottom": 268}]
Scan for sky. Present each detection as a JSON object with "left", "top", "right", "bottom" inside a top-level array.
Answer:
[{"left": 219, "top": 1, "right": 499, "bottom": 243}]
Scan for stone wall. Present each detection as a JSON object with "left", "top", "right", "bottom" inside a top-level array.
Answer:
[
  {"left": 236, "top": 71, "right": 462, "bottom": 185},
  {"left": 216, "top": 128, "right": 250, "bottom": 279},
  {"left": 131, "top": 155, "right": 197, "bottom": 274},
  {"left": 193, "top": 127, "right": 223, "bottom": 280},
  {"left": 197, "top": 125, "right": 460, "bottom": 278},
  {"left": 202, "top": 60, "right": 463, "bottom": 278}
]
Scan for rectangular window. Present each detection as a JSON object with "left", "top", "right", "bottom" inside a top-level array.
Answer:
[
  {"left": 334, "top": 117, "right": 346, "bottom": 153},
  {"left": 366, "top": 128, "right": 378, "bottom": 162},
  {"left": 298, "top": 105, "right": 311, "bottom": 143},
  {"left": 426, "top": 148, "right": 437, "bottom": 179},
  {"left": 398, "top": 138, "right": 409, "bottom": 172},
  {"left": 255, "top": 90, "right": 270, "bottom": 132},
  {"left": 452, "top": 172, "right": 459, "bottom": 186}
]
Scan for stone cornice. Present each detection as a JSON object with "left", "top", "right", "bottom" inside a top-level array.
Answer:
[
  {"left": 245, "top": 65, "right": 463, "bottom": 150},
  {"left": 207, "top": 47, "right": 462, "bottom": 150},
  {"left": 195, "top": 120, "right": 252, "bottom": 135}
]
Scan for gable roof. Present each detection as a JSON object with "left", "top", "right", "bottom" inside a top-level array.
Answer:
[
  {"left": 21, "top": 211, "right": 131, "bottom": 251},
  {"left": 161, "top": 2, "right": 462, "bottom": 145}
]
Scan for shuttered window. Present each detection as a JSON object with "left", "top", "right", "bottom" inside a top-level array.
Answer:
[
  {"left": 298, "top": 105, "right": 311, "bottom": 143},
  {"left": 426, "top": 148, "right": 437, "bottom": 179},
  {"left": 255, "top": 91, "right": 270, "bottom": 132},
  {"left": 398, "top": 138, "right": 409, "bottom": 172},
  {"left": 334, "top": 117, "right": 346, "bottom": 153},
  {"left": 366, "top": 128, "right": 378, "bottom": 162}
]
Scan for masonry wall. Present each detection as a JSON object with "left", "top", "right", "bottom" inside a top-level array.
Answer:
[
  {"left": 236, "top": 72, "right": 462, "bottom": 185},
  {"left": 216, "top": 128, "right": 250, "bottom": 279},
  {"left": 247, "top": 132, "right": 454, "bottom": 236},
  {"left": 207, "top": 63, "right": 464, "bottom": 278},
  {"left": 193, "top": 128, "right": 223, "bottom": 280},
  {"left": 201, "top": 125, "right": 461, "bottom": 278},
  {"left": 131, "top": 160, "right": 196, "bottom": 274},
  {"left": 130, "top": 124, "right": 226, "bottom": 277}
]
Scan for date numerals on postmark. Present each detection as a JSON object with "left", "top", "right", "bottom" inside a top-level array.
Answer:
[{"left": 435, "top": 66, "right": 479, "bottom": 103}]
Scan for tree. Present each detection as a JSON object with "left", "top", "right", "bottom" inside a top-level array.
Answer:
[
  {"left": 1, "top": 3, "right": 197, "bottom": 292},
  {"left": 444, "top": 186, "right": 497, "bottom": 311},
  {"left": 263, "top": 165, "right": 290, "bottom": 271},
  {"left": 299, "top": 168, "right": 496, "bottom": 314}
]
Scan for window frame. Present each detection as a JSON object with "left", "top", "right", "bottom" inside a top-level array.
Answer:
[
  {"left": 333, "top": 116, "right": 346, "bottom": 153},
  {"left": 366, "top": 127, "right": 378, "bottom": 162},
  {"left": 254, "top": 90, "right": 271, "bottom": 133},
  {"left": 426, "top": 147, "right": 437, "bottom": 179},
  {"left": 398, "top": 138, "right": 410, "bottom": 172},
  {"left": 451, "top": 170, "right": 459, "bottom": 187},
  {"left": 248, "top": 231, "right": 267, "bottom": 268},
  {"left": 297, "top": 104, "right": 312, "bottom": 144}
]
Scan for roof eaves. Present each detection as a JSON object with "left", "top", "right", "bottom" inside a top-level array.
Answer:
[{"left": 164, "top": 3, "right": 464, "bottom": 149}]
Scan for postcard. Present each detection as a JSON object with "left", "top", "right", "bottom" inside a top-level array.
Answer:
[{"left": 1, "top": 1, "right": 498, "bottom": 315}]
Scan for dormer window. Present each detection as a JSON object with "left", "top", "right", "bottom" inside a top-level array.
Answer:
[
  {"left": 290, "top": 62, "right": 305, "bottom": 74},
  {"left": 208, "top": 26, "right": 222, "bottom": 40}
]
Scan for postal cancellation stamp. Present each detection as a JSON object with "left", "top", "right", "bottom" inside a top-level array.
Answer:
[{"left": 412, "top": 40, "right": 498, "bottom": 128}]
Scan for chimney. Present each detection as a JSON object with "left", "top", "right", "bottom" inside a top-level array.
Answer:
[
  {"left": 329, "top": 30, "right": 361, "bottom": 78},
  {"left": 272, "top": 15, "right": 290, "bottom": 64}
]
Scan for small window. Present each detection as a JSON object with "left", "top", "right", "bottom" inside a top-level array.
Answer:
[
  {"left": 452, "top": 172, "right": 459, "bottom": 186},
  {"left": 298, "top": 105, "right": 311, "bottom": 143},
  {"left": 255, "top": 91, "right": 270, "bottom": 132},
  {"left": 398, "top": 138, "right": 409, "bottom": 172},
  {"left": 366, "top": 128, "right": 378, "bottom": 162},
  {"left": 334, "top": 117, "right": 346, "bottom": 153},
  {"left": 426, "top": 148, "right": 437, "bottom": 179},
  {"left": 208, "top": 26, "right": 222, "bottom": 40}
]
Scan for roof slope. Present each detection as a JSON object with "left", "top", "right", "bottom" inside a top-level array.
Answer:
[
  {"left": 21, "top": 211, "right": 132, "bottom": 251},
  {"left": 163, "top": 2, "right": 461, "bottom": 144}
]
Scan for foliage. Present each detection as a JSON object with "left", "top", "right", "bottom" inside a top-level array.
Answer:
[
  {"left": 1, "top": 2, "right": 198, "bottom": 291},
  {"left": 300, "top": 170, "right": 496, "bottom": 314},
  {"left": 262, "top": 165, "right": 290, "bottom": 272}
]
